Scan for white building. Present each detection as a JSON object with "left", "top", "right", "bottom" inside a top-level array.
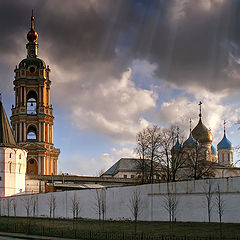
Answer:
[{"left": 0, "top": 99, "right": 27, "bottom": 197}]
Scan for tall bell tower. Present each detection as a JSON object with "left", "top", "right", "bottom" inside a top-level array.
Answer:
[{"left": 10, "top": 13, "right": 60, "bottom": 176}]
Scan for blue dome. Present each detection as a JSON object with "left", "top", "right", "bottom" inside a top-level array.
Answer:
[
  {"left": 172, "top": 139, "right": 182, "bottom": 152},
  {"left": 217, "top": 133, "right": 233, "bottom": 150},
  {"left": 183, "top": 132, "right": 198, "bottom": 148},
  {"left": 211, "top": 145, "right": 217, "bottom": 155}
]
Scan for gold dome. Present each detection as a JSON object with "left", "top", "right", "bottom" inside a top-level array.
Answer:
[
  {"left": 27, "top": 14, "right": 38, "bottom": 42},
  {"left": 192, "top": 119, "right": 213, "bottom": 143}
]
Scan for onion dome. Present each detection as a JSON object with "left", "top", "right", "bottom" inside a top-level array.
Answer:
[
  {"left": 192, "top": 119, "right": 213, "bottom": 143},
  {"left": 217, "top": 121, "right": 233, "bottom": 150},
  {"left": 172, "top": 138, "right": 182, "bottom": 152},
  {"left": 19, "top": 58, "right": 46, "bottom": 69},
  {"left": 192, "top": 101, "right": 213, "bottom": 143},
  {"left": 211, "top": 145, "right": 217, "bottom": 155},
  {"left": 27, "top": 15, "right": 38, "bottom": 42},
  {"left": 183, "top": 132, "right": 198, "bottom": 148}
]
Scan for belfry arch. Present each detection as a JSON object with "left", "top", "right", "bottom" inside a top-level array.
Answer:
[
  {"left": 27, "top": 90, "right": 37, "bottom": 115},
  {"left": 27, "top": 125, "right": 37, "bottom": 140}
]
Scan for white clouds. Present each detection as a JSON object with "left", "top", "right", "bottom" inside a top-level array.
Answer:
[
  {"left": 100, "top": 146, "right": 137, "bottom": 172},
  {"left": 158, "top": 87, "right": 240, "bottom": 144},
  {"left": 49, "top": 62, "right": 156, "bottom": 144}
]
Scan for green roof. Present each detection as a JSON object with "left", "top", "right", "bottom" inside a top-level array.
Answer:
[{"left": 19, "top": 57, "right": 46, "bottom": 69}]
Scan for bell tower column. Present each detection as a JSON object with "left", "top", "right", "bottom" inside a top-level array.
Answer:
[{"left": 11, "top": 13, "right": 60, "bottom": 176}]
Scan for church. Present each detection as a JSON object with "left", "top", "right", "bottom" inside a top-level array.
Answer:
[
  {"left": 0, "top": 14, "right": 60, "bottom": 196},
  {"left": 102, "top": 104, "right": 240, "bottom": 180}
]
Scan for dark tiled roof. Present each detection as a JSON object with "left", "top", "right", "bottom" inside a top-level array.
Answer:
[
  {"left": 102, "top": 158, "right": 140, "bottom": 176},
  {"left": 0, "top": 101, "right": 17, "bottom": 147}
]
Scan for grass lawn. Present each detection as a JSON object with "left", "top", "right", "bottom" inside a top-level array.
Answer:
[{"left": 0, "top": 217, "right": 239, "bottom": 239}]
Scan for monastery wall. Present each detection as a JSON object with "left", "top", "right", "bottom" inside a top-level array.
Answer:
[{"left": 1, "top": 177, "right": 240, "bottom": 223}]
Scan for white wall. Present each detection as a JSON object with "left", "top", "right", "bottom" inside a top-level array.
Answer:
[
  {"left": 1, "top": 177, "right": 240, "bottom": 223},
  {"left": 0, "top": 147, "right": 27, "bottom": 197}
]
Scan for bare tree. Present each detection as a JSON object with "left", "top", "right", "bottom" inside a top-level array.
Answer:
[
  {"left": 6, "top": 198, "right": 11, "bottom": 216},
  {"left": 158, "top": 126, "right": 186, "bottom": 182},
  {"left": 162, "top": 183, "right": 179, "bottom": 234},
  {"left": 135, "top": 125, "right": 162, "bottom": 183},
  {"left": 128, "top": 189, "right": 143, "bottom": 234},
  {"left": 94, "top": 188, "right": 107, "bottom": 228},
  {"left": 47, "top": 194, "right": 57, "bottom": 218},
  {"left": 32, "top": 195, "right": 38, "bottom": 217},
  {"left": 22, "top": 196, "right": 32, "bottom": 217},
  {"left": 136, "top": 125, "right": 186, "bottom": 183},
  {"left": 215, "top": 184, "right": 226, "bottom": 239},
  {"left": 185, "top": 143, "right": 215, "bottom": 180},
  {"left": 71, "top": 192, "right": 81, "bottom": 218},
  {"left": 202, "top": 179, "right": 215, "bottom": 223},
  {"left": 11, "top": 198, "right": 18, "bottom": 217},
  {"left": 135, "top": 128, "right": 150, "bottom": 183}
]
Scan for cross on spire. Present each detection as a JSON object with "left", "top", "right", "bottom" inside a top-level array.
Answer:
[
  {"left": 31, "top": 9, "right": 35, "bottom": 30},
  {"left": 199, "top": 101, "right": 202, "bottom": 119},
  {"left": 224, "top": 120, "right": 226, "bottom": 135}
]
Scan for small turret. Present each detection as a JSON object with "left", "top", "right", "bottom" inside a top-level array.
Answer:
[{"left": 217, "top": 121, "right": 233, "bottom": 166}]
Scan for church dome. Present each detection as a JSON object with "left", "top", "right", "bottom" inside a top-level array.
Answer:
[
  {"left": 172, "top": 139, "right": 182, "bottom": 152},
  {"left": 27, "top": 29, "right": 38, "bottom": 42},
  {"left": 183, "top": 132, "right": 197, "bottom": 148},
  {"left": 217, "top": 133, "right": 233, "bottom": 150},
  {"left": 192, "top": 119, "right": 213, "bottom": 144},
  {"left": 211, "top": 145, "right": 217, "bottom": 155},
  {"left": 19, "top": 58, "right": 46, "bottom": 69}
]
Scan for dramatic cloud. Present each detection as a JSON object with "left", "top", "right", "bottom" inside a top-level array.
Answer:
[{"left": 52, "top": 67, "right": 156, "bottom": 143}]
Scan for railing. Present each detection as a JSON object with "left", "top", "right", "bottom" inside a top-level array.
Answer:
[{"left": 0, "top": 221, "right": 238, "bottom": 240}]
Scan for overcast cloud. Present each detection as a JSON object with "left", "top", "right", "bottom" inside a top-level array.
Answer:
[{"left": 0, "top": 0, "right": 240, "bottom": 173}]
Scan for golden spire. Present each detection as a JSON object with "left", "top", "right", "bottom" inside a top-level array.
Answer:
[
  {"left": 31, "top": 9, "right": 35, "bottom": 30},
  {"left": 26, "top": 11, "right": 38, "bottom": 58}
]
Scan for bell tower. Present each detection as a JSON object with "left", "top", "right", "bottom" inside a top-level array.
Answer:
[{"left": 10, "top": 13, "right": 60, "bottom": 176}]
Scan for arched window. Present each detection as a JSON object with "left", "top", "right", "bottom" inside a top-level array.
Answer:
[
  {"left": 27, "top": 125, "right": 37, "bottom": 140},
  {"left": 27, "top": 90, "right": 37, "bottom": 115},
  {"left": 27, "top": 159, "right": 38, "bottom": 175}
]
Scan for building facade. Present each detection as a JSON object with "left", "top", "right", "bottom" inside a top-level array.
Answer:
[
  {"left": 10, "top": 14, "right": 60, "bottom": 176},
  {"left": 0, "top": 99, "right": 27, "bottom": 197}
]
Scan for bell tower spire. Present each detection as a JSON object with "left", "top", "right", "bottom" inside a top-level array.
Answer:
[{"left": 26, "top": 11, "right": 38, "bottom": 58}]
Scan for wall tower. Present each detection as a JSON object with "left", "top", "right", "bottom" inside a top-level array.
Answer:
[{"left": 10, "top": 14, "right": 60, "bottom": 176}]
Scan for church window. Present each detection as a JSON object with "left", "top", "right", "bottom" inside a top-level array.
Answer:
[
  {"left": 19, "top": 154, "right": 21, "bottom": 159},
  {"left": 228, "top": 153, "right": 230, "bottom": 163},
  {"left": 19, "top": 164, "right": 21, "bottom": 173},
  {"left": 27, "top": 90, "right": 37, "bottom": 115},
  {"left": 27, "top": 125, "right": 37, "bottom": 140},
  {"left": 9, "top": 153, "right": 11, "bottom": 158},
  {"left": 131, "top": 175, "right": 134, "bottom": 178},
  {"left": 9, "top": 162, "right": 12, "bottom": 173},
  {"left": 30, "top": 159, "right": 34, "bottom": 164},
  {"left": 29, "top": 66, "right": 35, "bottom": 73},
  {"left": 124, "top": 175, "right": 127, "bottom": 178}
]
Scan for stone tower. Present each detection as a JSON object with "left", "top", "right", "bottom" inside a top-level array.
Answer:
[
  {"left": 0, "top": 98, "right": 27, "bottom": 197},
  {"left": 10, "top": 14, "right": 60, "bottom": 176}
]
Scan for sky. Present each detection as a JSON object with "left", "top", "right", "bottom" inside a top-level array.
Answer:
[{"left": 0, "top": 0, "right": 240, "bottom": 175}]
